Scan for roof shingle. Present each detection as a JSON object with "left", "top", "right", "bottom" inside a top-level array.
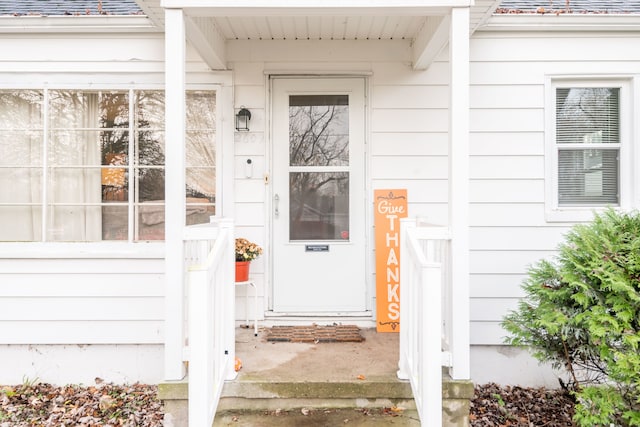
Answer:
[{"left": 0, "top": 0, "right": 142, "bottom": 16}]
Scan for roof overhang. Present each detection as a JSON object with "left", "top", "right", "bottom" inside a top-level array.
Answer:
[
  {"left": 0, "top": 15, "right": 157, "bottom": 33},
  {"left": 482, "top": 13, "right": 640, "bottom": 32},
  {"left": 160, "top": 0, "right": 473, "bottom": 14},
  {"left": 136, "top": 0, "right": 503, "bottom": 70}
]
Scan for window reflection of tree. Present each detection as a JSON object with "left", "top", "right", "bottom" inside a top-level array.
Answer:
[
  {"left": 185, "top": 91, "right": 216, "bottom": 205},
  {"left": 557, "top": 88, "right": 618, "bottom": 145},
  {"left": 288, "top": 96, "right": 349, "bottom": 240},
  {"left": 98, "top": 91, "right": 130, "bottom": 202},
  {"left": 556, "top": 88, "right": 619, "bottom": 205},
  {"left": 134, "top": 91, "right": 166, "bottom": 202}
]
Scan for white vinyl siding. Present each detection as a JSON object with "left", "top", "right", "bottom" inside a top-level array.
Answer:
[
  {"left": 469, "top": 30, "right": 640, "bottom": 345},
  {"left": 0, "top": 252, "right": 164, "bottom": 344}
]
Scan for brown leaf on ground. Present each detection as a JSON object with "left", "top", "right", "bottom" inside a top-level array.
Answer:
[
  {"left": 471, "top": 383, "right": 576, "bottom": 426},
  {"left": 0, "top": 382, "right": 164, "bottom": 427}
]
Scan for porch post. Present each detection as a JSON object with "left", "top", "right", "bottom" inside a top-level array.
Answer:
[
  {"left": 164, "top": 7, "right": 187, "bottom": 381},
  {"left": 448, "top": 6, "right": 471, "bottom": 381}
]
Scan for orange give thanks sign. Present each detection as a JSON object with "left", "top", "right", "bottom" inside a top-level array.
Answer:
[{"left": 374, "top": 189, "right": 408, "bottom": 333}]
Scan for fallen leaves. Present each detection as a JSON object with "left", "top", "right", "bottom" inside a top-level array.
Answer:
[
  {"left": 0, "top": 381, "right": 577, "bottom": 426},
  {"left": 0, "top": 381, "right": 163, "bottom": 427},
  {"left": 0, "top": 386, "right": 15, "bottom": 397},
  {"left": 98, "top": 394, "right": 116, "bottom": 411},
  {"left": 381, "top": 406, "right": 405, "bottom": 417},
  {"left": 471, "top": 383, "right": 575, "bottom": 427}
]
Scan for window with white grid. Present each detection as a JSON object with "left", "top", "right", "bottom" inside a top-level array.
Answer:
[{"left": 546, "top": 79, "right": 633, "bottom": 222}]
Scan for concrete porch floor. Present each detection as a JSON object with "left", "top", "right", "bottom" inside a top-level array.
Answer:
[{"left": 233, "top": 324, "right": 401, "bottom": 383}]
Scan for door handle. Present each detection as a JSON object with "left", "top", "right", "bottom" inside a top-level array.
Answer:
[{"left": 274, "top": 194, "right": 280, "bottom": 218}]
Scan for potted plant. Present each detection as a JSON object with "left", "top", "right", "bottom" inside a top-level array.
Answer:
[{"left": 235, "top": 238, "right": 262, "bottom": 282}]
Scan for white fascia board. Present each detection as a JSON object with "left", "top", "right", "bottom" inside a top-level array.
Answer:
[
  {"left": 162, "top": 0, "right": 472, "bottom": 16},
  {"left": 0, "top": 16, "right": 159, "bottom": 33},
  {"left": 481, "top": 14, "right": 640, "bottom": 32},
  {"left": 135, "top": 0, "right": 166, "bottom": 26},
  {"left": 185, "top": 16, "right": 226, "bottom": 70},
  {"left": 469, "top": 0, "right": 503, "bottom": 34},
  {"left": 412, "top": 15, "right": 450, "bottom": 70}
]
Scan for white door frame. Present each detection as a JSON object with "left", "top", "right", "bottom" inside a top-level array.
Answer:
[{"left": 266, "top": 74, "right": 373, "bottom": 318}]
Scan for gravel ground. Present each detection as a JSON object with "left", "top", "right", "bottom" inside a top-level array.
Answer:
[{"left": 1, "top": 381, "right": 575, "bottom": 426}]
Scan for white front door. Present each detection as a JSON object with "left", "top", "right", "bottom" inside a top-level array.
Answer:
[{"left": 271, "top": 78, "right": 367, "bottom": 313}]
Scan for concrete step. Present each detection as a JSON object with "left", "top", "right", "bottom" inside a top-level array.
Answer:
[
  {"left": 159, "top": 373, "right": 473, "bottom": 426},
  {"left": 218, "top": 378, "right": 415, "bottom": 408},
  {"left": 213, "top": 407, "right": 422, "bottom": 426},
  {"left": 215, "top": 377, "right": 419, "bottom": 426},
  {"left": 158, "top": 378, "right": 419, "bottom": 426},
  {"left": 218, "top": 378, "right": 415, "bottom": 409}
]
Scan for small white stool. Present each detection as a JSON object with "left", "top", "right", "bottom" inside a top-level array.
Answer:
[{"left": 235, "top": 279, "right": 258, "bottom": 336}]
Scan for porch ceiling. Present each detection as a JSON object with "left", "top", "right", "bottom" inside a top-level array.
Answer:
[{"left": 136, "top": 0, "right": 502, "bottom": 69}]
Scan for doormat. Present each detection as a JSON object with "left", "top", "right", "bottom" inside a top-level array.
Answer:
[{"left": 265, "top": 325, "right": 365, "bottom": 343}]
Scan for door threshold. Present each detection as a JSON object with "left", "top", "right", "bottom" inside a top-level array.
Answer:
[
  {"left": 265, "top": 311, "right": 372, "bottom": 318},
  {"left": 263, "top": 311, "right": 375, "bottom": 328}
]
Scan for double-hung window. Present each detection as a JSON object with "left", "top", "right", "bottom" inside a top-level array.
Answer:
[
  {"left": 546, "top": 79, "right": 632, "bottom": 222},
  {"left": 0, "top": 88, "right": 217, "bottom": 242}
]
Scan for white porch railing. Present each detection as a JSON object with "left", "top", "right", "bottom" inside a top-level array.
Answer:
[
  {"left": 398, "top": 218, "right": 452, "bottom": 426},
  {"left": 183, "top": 218, "right": 236, "bottom": 427}
]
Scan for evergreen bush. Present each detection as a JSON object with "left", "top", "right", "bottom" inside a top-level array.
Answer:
[{"left": 502, "top": 209, "right": 640, "bottom": 426}]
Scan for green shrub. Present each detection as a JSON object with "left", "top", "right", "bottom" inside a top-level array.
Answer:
[{"left": 502, "top": 209, "right": 640, "bottom": 426}]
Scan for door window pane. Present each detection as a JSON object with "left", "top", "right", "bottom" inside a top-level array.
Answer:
[
  {"left": 289, "top": 172, "right": 349, "bottom": 241},
  {"left": 289, "top": 95, "right": 349, "bottom": 167}
]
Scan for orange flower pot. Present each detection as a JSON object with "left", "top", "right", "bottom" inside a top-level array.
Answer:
[{"left": 235, "top": 261, "right": 250, "bottom": 282}]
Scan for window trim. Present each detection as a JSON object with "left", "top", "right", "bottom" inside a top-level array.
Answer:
[
  {"left": 0, "top": 83, "right": 222, "bottom": 245},
  {"left": 544, "top": 76, "right": 634, "bottom": 222}
]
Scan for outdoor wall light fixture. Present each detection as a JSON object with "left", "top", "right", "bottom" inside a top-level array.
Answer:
[{"left": 235, "top": 107, "right": 251, "bottom": 132}]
